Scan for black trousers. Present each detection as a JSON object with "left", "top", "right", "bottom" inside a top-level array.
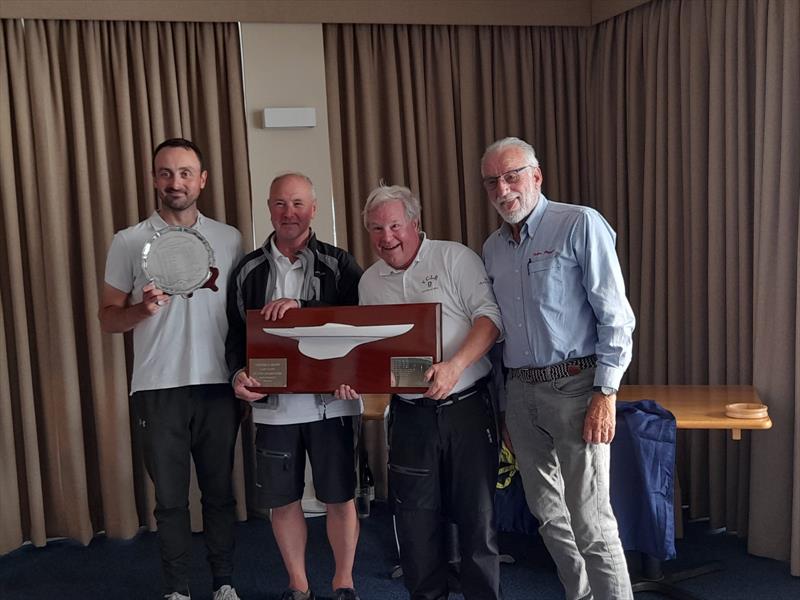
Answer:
[
  {"left": 388, "top": 387, "right": 502, "bottom": 600},
  {"left": 132, "top": 384, "right": 240, "bottom": 594}
]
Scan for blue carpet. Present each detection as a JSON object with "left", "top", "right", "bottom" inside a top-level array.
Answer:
[{"left": 1, "top": 503, "right": 797, "bottom": 599}]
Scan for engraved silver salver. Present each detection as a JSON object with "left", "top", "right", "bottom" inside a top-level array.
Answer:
[
  {"left": 390, "top": 356, "right": 433, "bottom": 388},
  {"left": 249, "top": 358, "right": 288, "bottom": 388},
  {"left": 141, "top": 226, "right": 215, "bottom": 296}
]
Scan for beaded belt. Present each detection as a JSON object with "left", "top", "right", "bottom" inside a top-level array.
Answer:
[{"left": 510, "top": 355, "right": 597, "bottom": 384}]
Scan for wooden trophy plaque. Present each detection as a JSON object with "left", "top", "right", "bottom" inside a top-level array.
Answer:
[{"left": 246, "top": 303, "right": 442, "bottom": 393}]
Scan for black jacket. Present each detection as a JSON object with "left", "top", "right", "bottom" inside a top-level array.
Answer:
[{"left": 225, "top": 231, "right": 363, "bottom": 378}]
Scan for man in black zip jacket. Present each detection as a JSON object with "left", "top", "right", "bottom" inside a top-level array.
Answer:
[{"left": 225, "top": 172, "right": 363, "bottom": 600}]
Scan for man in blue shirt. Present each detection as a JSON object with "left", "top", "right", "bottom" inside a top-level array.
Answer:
[{"left": 481, "top": 137, "right": 636, "bottom": 600}]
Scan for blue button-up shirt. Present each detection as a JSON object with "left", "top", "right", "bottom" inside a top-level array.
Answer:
[{"left": 483, "top": 195, "right": 635, "bottom": 390}]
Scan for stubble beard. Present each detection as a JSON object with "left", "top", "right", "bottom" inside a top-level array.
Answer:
[{"left": 160, "top": 190, "right": 198, "bottom": 213}]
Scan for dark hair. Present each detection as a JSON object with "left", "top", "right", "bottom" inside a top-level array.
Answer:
[{"left": 152, "top": 138, "right": 205, "bottom": 172}]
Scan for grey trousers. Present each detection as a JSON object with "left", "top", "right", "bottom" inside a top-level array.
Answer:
[{"left": 505, "top": 368, "right": 632, "bottom": 600}]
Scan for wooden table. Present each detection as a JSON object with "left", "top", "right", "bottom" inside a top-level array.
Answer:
[
  {"left": 362, "top": 394, "right": 391, "bottom": 421},
  {"left": 617, "top": 385, "right": 772, "bottom": 440}
]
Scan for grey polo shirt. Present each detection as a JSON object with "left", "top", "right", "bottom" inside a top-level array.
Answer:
[{"left": 104, "top": 211, "right": 243, "bottom": 394}]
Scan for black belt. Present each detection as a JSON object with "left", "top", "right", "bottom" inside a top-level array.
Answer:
[
  {"left": 510, "top": 355, "right": 597, "bottom": 384},
  {"left": 392, "top": 377, "right": 488, "bottom": 408}
]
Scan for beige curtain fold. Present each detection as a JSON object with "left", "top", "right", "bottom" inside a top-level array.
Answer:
[
  {"left": 749, "top": 0, "right": 800, "bottom": 574},
  {"left": 0, "top": 19, "right": 252, "bottom": 554},
  {"left": 325, "top": 0, "right": 800, "bottom": 575},
  {"left": 588, "top": 0, "right": 757, "bottom": 534}
]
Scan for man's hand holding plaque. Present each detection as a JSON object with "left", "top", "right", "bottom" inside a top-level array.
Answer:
[
  {"left": 234, "top": 297, "right": 301, "bottom": 401},
  {"left": 334, "top": 355, "right": 462, "bottom": 401},
  {"left": 232, "top": 369, "right": 266, "bottom": 402},
  {"left": 260, "top": 298, "right": 301, "bottom": 321}
]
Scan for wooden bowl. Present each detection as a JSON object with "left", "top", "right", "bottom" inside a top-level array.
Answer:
[{"left": 725, "top": 402, "right": 769, "bottom": 419}]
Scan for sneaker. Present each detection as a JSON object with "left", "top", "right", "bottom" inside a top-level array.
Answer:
[
  {"left": 213, "top": 585, "right": 241, "bottom": 600},
  {"left": 280, "top": 589, "right": 315, "bottom": 600},
  {"left": 334, "top": 588, "right": 360, "bottom": 600},
  {"left": 163, "top": 594, "right": 190, "bottom": 600}
]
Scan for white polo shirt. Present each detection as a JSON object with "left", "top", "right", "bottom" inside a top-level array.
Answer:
[
  {"left": 358, "top": 234, "right": 503, "bottom": 398},
  {"left": 104, "top": 211, "right": 243, "bottom": 394}
]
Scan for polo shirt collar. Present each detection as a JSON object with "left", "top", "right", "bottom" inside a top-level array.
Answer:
[
  {"left": 264, "top": 229, "right": 314, "bottom": 260},
  {"left": 269, "top": 237, "right": 303, "bottom": 266},
  {"left": 147, "top": 210, "right": 205, "bottom": 231}
]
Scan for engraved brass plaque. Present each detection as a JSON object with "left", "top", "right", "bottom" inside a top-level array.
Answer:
[
  {"left": 390, "top": 356, "right": 433, "bottom": 388},
  {"left": 248, "top": 358, "right": 287, "bottom": 388}
]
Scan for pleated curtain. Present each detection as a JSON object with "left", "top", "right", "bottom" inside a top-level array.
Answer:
[{"left": 0, "top": 19, "right": 253, "bottom": 552}]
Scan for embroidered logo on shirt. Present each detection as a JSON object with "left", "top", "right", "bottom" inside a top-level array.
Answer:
[
  {"left": 530, "top": 249, "right": 557, "bottom": 258},
  {"left": 421, "top": 274, "right": 440, "bottom": 292}
]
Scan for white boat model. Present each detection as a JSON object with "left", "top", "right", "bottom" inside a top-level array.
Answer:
[{"left": 262, "top": 322, "right": 414, "bottom": 360}]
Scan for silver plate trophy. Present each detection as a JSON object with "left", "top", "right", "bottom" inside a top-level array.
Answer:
[{"left": 141, "top": 226, "right": 216, "bottom": 297}]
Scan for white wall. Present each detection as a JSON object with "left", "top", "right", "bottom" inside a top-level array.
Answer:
[{"left": 240, "top": 23, "right": 335, "bottom": 250}]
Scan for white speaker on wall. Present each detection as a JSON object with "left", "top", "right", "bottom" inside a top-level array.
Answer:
[{"left": 263, "top": 107, "right": 317, "bottom": 128}]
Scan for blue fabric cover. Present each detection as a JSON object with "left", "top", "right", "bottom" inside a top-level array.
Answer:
[{"left": 611, "top": 400, "right": 677, "bottom": 560}]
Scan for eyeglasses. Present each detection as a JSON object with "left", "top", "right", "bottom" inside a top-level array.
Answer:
[{"left": 482, "top": 165, "right": 532, "bottom": 191}]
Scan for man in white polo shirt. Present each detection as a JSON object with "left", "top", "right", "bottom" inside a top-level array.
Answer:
[
  {"left": 225, "top": 173, "right": 363, "bottom": 600},
  {"left": 337, "top": 184, "right": 504, "bottom": 600},
  {"left": 99, "top": 138, "right": 243, "bottom": 600}
]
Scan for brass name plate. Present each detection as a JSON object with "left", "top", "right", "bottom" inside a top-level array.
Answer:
[
  {"left": 249, "top": 358, "right": 287, "bottom": 388},
  {"left": 390, "top": 356, "right": 433, "bottom": 388}
]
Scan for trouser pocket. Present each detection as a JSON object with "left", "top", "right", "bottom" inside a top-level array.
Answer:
[
  {"left": 388, "top": 463, "right": 438, "bottom": 511},
  {"left": 255, "top": 448, "right": 294, "bottom": 507}
]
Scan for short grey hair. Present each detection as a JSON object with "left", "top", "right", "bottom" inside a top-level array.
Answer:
[
  {"left": 480, "top": 137, "right": 540, "bottom": 174},
  {"left": 362, "top": 184, "right": 421, "bottom": 230},
  {"left": 270, "top": 172, "right": 317, "bottom": 201}
]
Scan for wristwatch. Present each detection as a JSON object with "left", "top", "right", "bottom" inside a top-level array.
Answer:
[{"left": 593, "top": 386, "right": 617, "bottom": 397}]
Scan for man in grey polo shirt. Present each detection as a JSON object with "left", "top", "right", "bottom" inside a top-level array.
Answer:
[
  {"left": 99, "top": 138, "right": 243, "bottom": 600},
  {"left": 481, "top": 136, "right": 636, "bottom": 600},
  {"left": 338, "top": 184, "right": 504, "bottom": 600}
]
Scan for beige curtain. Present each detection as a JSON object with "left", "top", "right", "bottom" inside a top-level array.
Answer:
[
  {"left": 0, "top": 19, "right": 253, "bottom": 554},
  {"left": 748, "top": 0, "right": 800, "bottom": 573},
  {"left": 325, "top": 23, "right": 590, "bottom": 263},
  {"left": 325, "top": 0, "right": 800, "bottom": 575}
]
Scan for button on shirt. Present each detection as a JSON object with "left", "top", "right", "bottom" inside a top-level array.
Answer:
[
  {"left": 482, "top": 195, "right": 635, "bottom": 390},
  {"left": 359, "top": 235, "right": 504, "bottom": 398}
]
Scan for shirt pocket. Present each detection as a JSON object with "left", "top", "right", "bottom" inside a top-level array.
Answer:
[{"left": 527, "top": 254, "right": 564, "bottom": 313}]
